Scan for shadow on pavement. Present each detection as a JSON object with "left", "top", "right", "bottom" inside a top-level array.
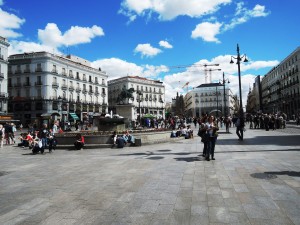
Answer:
[{"left": 217, "top": 135, "right": 300, "bottom": 146}]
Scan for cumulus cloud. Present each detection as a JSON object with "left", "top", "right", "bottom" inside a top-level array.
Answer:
[
  {"left": 91, "top": 57, "right": 168, "bottom": 80},
  {"left": 191, "top": 3, "right": 270, "bottom": 43},
  {"left": 0, "top": 8, "right": 25, "bottom": 38},
  {"left": 159, "top": 40, "right": 173, "bottom": 49},
  {"left": 191, "top": 22, "right": 222, "bottom": 43},
  {"left": 38, "top": 23, "right": 104, "bottom": 48},
  {"left": 8, "top": 40, "right": 61, "bottom": 55},
  {"left": 134, "top": 43, "right": 162, "bottom": 57},
  {"left": 120, "top": 0, "right": 231, "bottom": 21},
  {"left": 223, "top": 3, "right": 270, "bottom": 31}
]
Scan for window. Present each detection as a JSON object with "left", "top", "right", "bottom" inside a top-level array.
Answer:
[
  {"left": 95, "top": 77, "right": 98, "bottom": 84},
  {"left": 37, "top": 88, "right": 42, "bottom": 97},
  {"left": 76, "top": 72, "right": 79, "bottom": 79},
  {"left": 89, "top": 76, "right": 92, "bottom": 82},
  {"left": 83, "top": 74, "right": 86, "bottom": 81},
  {"left": 62, "top": 68, "right": 66, "bottom": 75},
  {"left": 25, "top": 89, "right": 30, "bottom": 97},
  {"left": 102, "top": 79, "right": 105, "bottom": 85},
  {"left": 52, "top": 65, "right": 57, "bottom": 73},
  {"left": 36, "top": 63, "right": 42, "bottom": 72}
]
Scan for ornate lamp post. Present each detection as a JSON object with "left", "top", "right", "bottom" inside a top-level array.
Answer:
[
  {"left": 137, "top": 90, "right": 143, "bottom": 125},
  {"left": 219, "top": 72, "right": 230, "bottom": 116},
  {"left": 230, "top": 44, "right": 248, "bottom": 139}
]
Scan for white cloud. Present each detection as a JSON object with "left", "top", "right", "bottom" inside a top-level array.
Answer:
[
  {"left": 159, "top": 40, "right": 173, "bottom": 49},
  {"left": 91, "top": 55, "right": 278, "bottom": 105},
  {"left": 223, "top": 3, "right": 270, "bottom": 31},
  {"left": 8, "top": 40, "right": 61, "bottom": 55},
  {"left": 134, "top": 43, "right": 162, "bottom": 57},
  {"left": 0, "top": 8, "right": 25, "bottom": 38},
  {"left": 0, "top": 0, "right": 3, "bottom": 6},
  {"left": 38, "top": 23, "right": 104, "bottom": 48},
  {"left": 191, "top": 22, "right": 222, "bottom": 43},
  {"left": 91, "top": 57, "right": 168, "bottom": 80},
  {"left": 120, "top": 0, "right": 231, "bottom": 21}
]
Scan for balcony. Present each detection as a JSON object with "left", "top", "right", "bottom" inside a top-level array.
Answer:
[
  {"left": 0, "top": 73, "right": 4, "bottom": 79},
  {"left": 69, "top": 86, "right": 75, "bottom": 91},
  {"left": 14, "top": 83, "right": 22, "bottom": 87},
  {"left": 82, "top": 88, "right": 88, "bottom": 94},
  {"left": 88, "top": 90, "right": 94, "bottom": 95},
  {"left": 61, "top": 84, "right": 68, "bottom": 90},
  {"left": 35, "top": 67, "right": 42, "bottom": 72},
  {"left": 52, "top": 82, "right": 59, "bottom": 88},
  {"left": 24, "top": 69, "right": 31, "bottom": 73},
  {"left": 51, "top": 69, "right": 58, "bottom": 74},
  {"left": 35, "top": 81, "right": 43, "bottom": 86},
  {"left": 23, "top": 82, "right": 31, "bottom": 87},
  {"left": 95, "top": 91, "right": 100, "bottom": 96},
  {"left": 76, "top": 87, "right": 81, "bottom": 92}
]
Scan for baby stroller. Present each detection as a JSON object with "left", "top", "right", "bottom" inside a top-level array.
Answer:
[{"left": 32, "top": 139, "right": 44, "bottom": 154}]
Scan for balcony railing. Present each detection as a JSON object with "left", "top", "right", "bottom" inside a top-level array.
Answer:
[
  {"left": 69, "top": 86, "right": 75, "bottom": 91},
  {"left": 23, "top": 82, "right": 31, "bottom": 87},
  {"left": 61, "top": 84, "right": 68, "bottom": 90},
  {"left": 35, "top": 68, "right": 43, "bottom": 72},
  {"left": 76, "top": 87, "right": 81, "bottom": 92},
  {"left": 0, "top": 73, "right": 4, "bottom": 79},
  {"left": 35, "top": 81, "right": 43, "bottom": 86},
  {"left": 52, "top": 82, "right": 59, "bottom": 88}
]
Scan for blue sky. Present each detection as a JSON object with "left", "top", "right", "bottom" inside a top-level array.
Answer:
[{"left": 1, "top": 0, "right": 299, "bottom": 106}]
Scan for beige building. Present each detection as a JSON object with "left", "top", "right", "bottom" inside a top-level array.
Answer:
[
  {"left": 184, "top": 83, "right": 234, "bottom": 117},
  {"left": 108, "top": 76, "right": 165, "bottom": 121},
  {"left": 0, "top": 36, "right": 9, "bottom": 115},
  {"left": 8, "top": 52, "right": 108, "bottom": 127},
  {"left": 261, "top": 46, "right": 300, "bottom": 118}
]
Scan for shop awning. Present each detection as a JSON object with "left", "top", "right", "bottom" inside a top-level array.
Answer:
[{"left": 69, "top": 113, "right": 80, "bottom": 120}]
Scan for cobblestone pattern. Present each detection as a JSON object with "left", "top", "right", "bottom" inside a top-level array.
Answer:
[{"left": 0, "top": 126, "right": 299, "bottom": 225}]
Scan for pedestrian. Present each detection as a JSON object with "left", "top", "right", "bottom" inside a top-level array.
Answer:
[
  {"left": 74, "top": 133, "right": 85, "bottom": 150},
  {"left": 205, "top": 115, "right": 219, "bottom": 161},
  {"left": 235, "top": 116, "right": 244, "bottom": 141},
  {"left": 111, "top": 131, "right": 117, "bottom": 148},
  {"left": 38, "top": 124, "right": 49, "bottom": 150},
  {"left": 0, "top": 124, "right": 4, "bottom": 148}
]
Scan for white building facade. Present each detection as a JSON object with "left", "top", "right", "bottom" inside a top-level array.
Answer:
[
  {"left": 108, "top": 76, "right": 165, "bottom": 121},
  {"left": 184, "top": 83, "right": 233, "bottom": 117},
  {"left": 261, "top": 46, "right": 300, "bottom": 117},
  {"left": 0, "top": 36, "right": 9, "bottom": 114},
  {"left": 8, "top": 52, "right": 108, "bottom": 127}
]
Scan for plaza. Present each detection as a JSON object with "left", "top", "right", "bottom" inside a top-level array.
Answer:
[{"left": 0, "top": 124, "right": 299, "bottom": 225}]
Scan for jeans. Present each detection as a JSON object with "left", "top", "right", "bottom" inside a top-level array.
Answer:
[
  {"left": 236, "top": 127, "right": 243, "bottom": 140},
  {"left": 206, "top": 137, "right": 217, "bottom": 158}
]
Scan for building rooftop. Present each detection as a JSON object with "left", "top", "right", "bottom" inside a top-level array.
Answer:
[{"left": 195, "top": 83, "right": 223, "bottom": 88}]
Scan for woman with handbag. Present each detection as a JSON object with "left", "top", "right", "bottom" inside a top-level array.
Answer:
[{"left": 205, "top": 116, "right": 219, "bottom": 161}]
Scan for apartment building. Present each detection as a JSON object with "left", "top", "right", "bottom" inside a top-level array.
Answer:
[
  {"left": 261, "top": 47, "right": 300, "bottom": 117},
  {"left": 0, "top": 36, "right": 9, "bottom": 115},
  {"left": 8, "top": 52, "right": 108, "bottom": 127},
  {"left": 184, "top": 83, "right": 233, "bottom": 117},
  {"left": 108, "top": 76, "right": 165, "bottom": 121}
]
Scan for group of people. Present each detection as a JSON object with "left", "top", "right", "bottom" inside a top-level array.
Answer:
[
  {"left": 170, "top": 125, "right": 194, "bottom": 139},
  {"left": 0, "top": 123, "right": 17, "bottom": 148},
  {"left": 111, "top": 130, "right": 135, "bottom": 148},
  {"left": 16, "top": 121, "right": 60, "bottom": 154}
]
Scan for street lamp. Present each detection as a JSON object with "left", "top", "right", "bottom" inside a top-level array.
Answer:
[
  {"left": 219, "top": 72, "right": 230, "bottom": 116},
  {"left": 230, "top": 44, "right": 248, "bottom": 139},
  {"left": 137, "top": 90, "right": 143, "bottom": 125}
]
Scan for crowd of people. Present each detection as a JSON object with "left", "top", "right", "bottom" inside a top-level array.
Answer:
[{"left": 13, "top": 121, "right": 60, "bottom": 154}]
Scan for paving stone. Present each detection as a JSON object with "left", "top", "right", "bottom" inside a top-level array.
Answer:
[{"left": 0, "top": 126, "right": 299, "bottom": 225}]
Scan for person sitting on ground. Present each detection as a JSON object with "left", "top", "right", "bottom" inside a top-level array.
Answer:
[
  {"left": 32, "top": 137, "right": 44, "bottom": 154},
  {"left": 116, "top": 135, "right": 126, "bottom": 148},
  {"left": 18, "top": 132, "right": 33, "bottom": 147},
  {"left": 170, "top": 129, "right": 177, "bottom": 138},
  {"left": 123, "top": 130, "right": 135, "bottom": 145},
  {"left": 74, "top": 133, "right": 85, "bottom": 150}
]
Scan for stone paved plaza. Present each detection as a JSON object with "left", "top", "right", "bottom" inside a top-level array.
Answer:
[{"left": 0, "top": 125, "right": 299, "bottom": 225}]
